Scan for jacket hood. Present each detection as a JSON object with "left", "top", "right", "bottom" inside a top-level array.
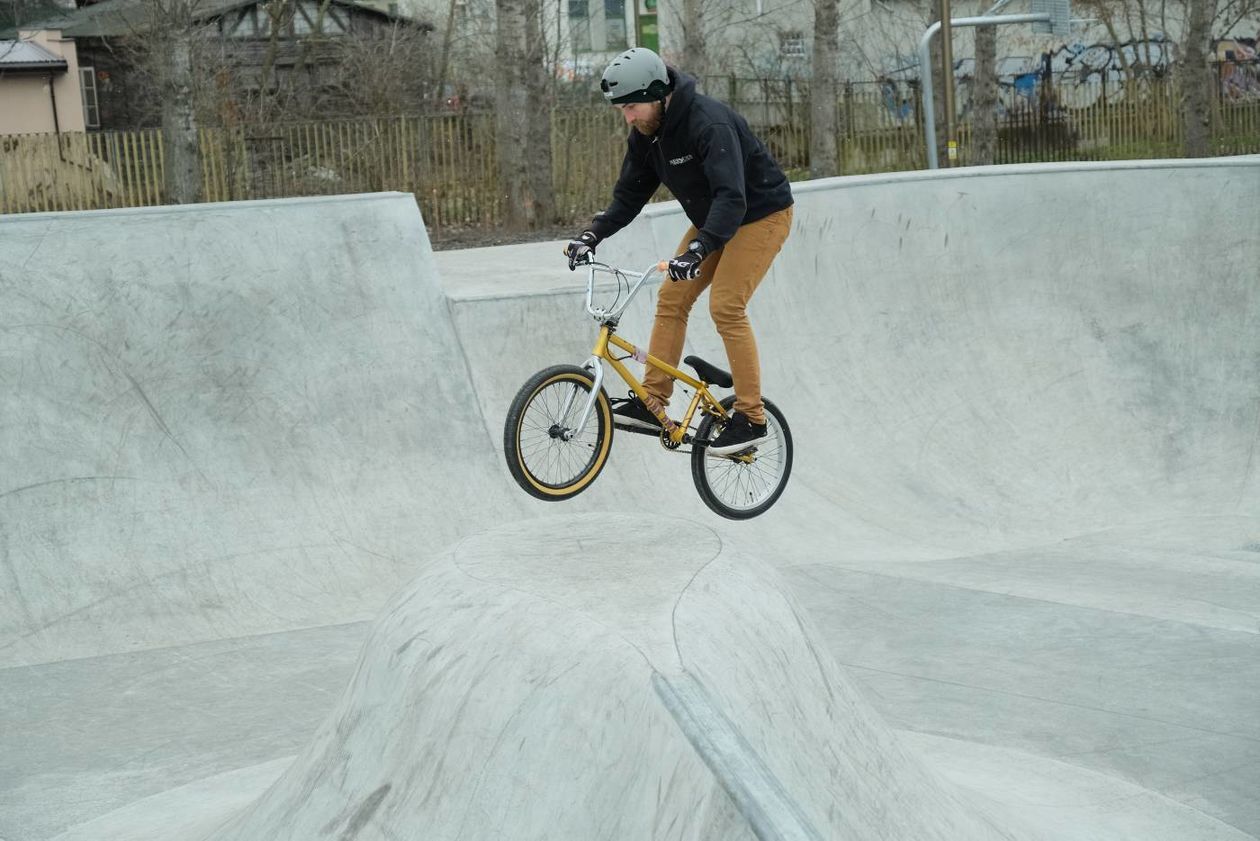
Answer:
[{"left": 661, "top": 68, "right": 697, "bottom": 135}]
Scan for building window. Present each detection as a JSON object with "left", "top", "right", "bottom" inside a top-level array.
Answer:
[
  {"left": 221, "top": 7, "right": 264, "bottom": 38},
  {"left": 293, "top": 1, "right": 346, "bottom": 35},
  {"left": 219, "top": 2, "right": 346, "bottom": 39},
  {"left": 293, "top": 1, "right": 315, "bottom": 34},
  {"left": 80, "top": 66, "right": 100, "bottom": 128},
  {"left": 221, "top": 7, "right": 255, "bottom": 37},
  {"left": 324, "top": 6, "right": 349, "bottom": 34},
  {"left": 569, "top": 0, "right": 592, "bottom": 52},
  {"left": 779, "top": 30, "right": 806, "bottom": 58},
  {"left": 604, "top": 0, "right": 626, "bottom": 50}
]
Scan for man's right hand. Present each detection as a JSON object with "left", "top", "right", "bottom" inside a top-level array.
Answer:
[{"left": 564, "top": 231, "right": 600, "bottom": 271}]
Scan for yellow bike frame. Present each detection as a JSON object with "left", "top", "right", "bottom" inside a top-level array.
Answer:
[
  {"left": 592, "top": 327, "right": 727, "bottom": 447},
  {"left": 565, "top": 259, "right": 732, "bottom": 450}
]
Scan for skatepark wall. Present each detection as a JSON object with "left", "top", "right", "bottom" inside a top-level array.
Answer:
[
  {"left": 3, "top": 159, "right": 1258, "bottom": 841},
  {"left": 4, "top": 157, "right": 1258, "bottom": 667},
  {"left": 585, "top": 157, "right": 1260, "bottom": 550},
  {"left": 0, "top": 193, "right": 527, "bottom": 667}
]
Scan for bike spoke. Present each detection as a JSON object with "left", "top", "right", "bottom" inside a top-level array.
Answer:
[
  {"left": 517, "top": 378, "right": 604, "bottom": 489},
  {"left": 702, "top": 414, "right": 788, "bottom": 512}
]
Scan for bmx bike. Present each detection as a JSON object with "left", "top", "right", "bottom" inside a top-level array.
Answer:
[{"left": 502, "top": 259, "right": 793, "bottom": 519}]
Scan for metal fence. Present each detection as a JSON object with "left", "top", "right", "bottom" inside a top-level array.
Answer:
[{"left": 2, "top": 73, "right": 1259, "bottom": 223}]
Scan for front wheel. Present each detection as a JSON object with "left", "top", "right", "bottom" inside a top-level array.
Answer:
[
  {"left": 691, "top": 396, "right": 793, "bottom": 519},
  {"left": 504, "top": 365, "right": 613, "bottom": 501}
]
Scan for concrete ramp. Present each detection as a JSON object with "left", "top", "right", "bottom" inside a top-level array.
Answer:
[
  {"left": 0, "top": 193, "right": 521, "bottom": 667},
  {"left": 206, "top": 515, "right": 1025, "bottom": 841},
  {"left": 2, "top": 160, "right": 1258, "bottom": 841},
  {"left": 589, "top": 159, "right": 1260, "bottom": 552}
]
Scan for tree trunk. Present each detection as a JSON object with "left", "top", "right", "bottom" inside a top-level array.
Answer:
[
  {"left": 809, "top": 0, "right": 840, "bottom": 178},
  {"left": 495, "top": 0, "right": 535, "bottom": 229},
  {"left": 161, "top": 26, "right": 201, "bottom": 204},
  {"left": 681, "top": 0, "right": 707, "bottom": 87},
  {"left": 523, "top": 0, "right": 556, "bottom": 225},
  {"left": 927, "top": 0, "right": 947, "bottom": 164},
  {"left": 434, "top": 0, "right": 460, "bottom": 107},
  {"left": 259, "top": 0, "right": 295, "bottom": 101},
  {"left": 1181, "top": 0, "right": 1219, "bottom": 157},
  {"left": 972, "top": 24, "right": 998, "bottom": 166}
]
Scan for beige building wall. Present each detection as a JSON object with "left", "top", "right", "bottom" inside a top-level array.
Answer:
[{"left": 0, "top": 30, "right": 86, "bottom": 135}]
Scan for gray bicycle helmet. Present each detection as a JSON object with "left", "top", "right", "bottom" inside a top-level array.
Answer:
[{"left": 600, "top": 48, "right": 672, "bottom": 104}]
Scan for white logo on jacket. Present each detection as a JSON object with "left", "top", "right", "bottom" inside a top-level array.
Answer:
[{"left": 669, "top": 154, "right": 694, "bottom": 165}]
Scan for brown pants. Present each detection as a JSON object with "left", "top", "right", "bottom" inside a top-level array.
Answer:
[{"left": 643, "top": 206, "right": 793, "bottom": 425}]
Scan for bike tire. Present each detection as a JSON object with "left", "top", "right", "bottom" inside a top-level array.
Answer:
[
  {"left": 504, "top": 365, "right": 614, "bottom": 501},
  {"left": 691, "top": 396, "right": 793, "bottom": 519}
]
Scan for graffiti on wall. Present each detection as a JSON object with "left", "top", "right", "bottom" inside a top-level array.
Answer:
[
  {"left": 1052, "top": 38, "right": 1176, "bottom": 84},
  {"left": 1215, "top": 37, "right": 1260, "bottom": 100},
  {"left": 873, "top": 30, "right": 1260, "bottom": 119}
]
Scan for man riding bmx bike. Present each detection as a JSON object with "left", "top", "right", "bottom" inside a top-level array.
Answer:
[{"left": 565, "top": 47, "right": 794, "bottom": 456}]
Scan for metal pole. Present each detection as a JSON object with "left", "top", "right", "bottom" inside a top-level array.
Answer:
[
  {"left": 918, "top": 13, "right": 1051, "bottom": 169},
  {"left": 940, "top": 0, "right": 956, "bottom": 166}
]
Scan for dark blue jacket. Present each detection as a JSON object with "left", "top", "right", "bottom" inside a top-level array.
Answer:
[{"left": 589, "top": 68, "right": 794, "bottom": 254}]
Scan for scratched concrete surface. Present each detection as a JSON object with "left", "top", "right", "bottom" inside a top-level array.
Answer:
[{"left": 1, "top": 158, "right": 1258, "bottom": 840}]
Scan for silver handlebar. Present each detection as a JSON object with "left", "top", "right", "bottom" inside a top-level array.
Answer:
[{"left": 583, "top": 260, "right": 668, "bottom": 322}]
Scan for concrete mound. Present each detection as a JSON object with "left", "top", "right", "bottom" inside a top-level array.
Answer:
[{"left": 206, "top": 515, "right": 1027, "bottom": 841}]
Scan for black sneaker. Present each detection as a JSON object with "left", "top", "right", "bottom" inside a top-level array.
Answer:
[
  {"left": 611, "top": 394, "right": 663, "bottom": 432},
  {"left": 708, "top": 411, "right": 770, "bottom": 456}
]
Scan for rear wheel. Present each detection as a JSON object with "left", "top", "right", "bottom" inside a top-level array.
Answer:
[
  {"left": 504, "top": 365, "right": 613, "bottom": 501},
  {"left": 691, "top": 396, "right": 792, "bottom": 519}
]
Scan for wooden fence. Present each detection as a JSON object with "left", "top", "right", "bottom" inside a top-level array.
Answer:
[{"left": 2, "top": 76, "right": 1258, "bottom": 224}]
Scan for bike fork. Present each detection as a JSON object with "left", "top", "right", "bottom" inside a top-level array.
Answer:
[{"left": 560, "top": 356, "right": 604, "bottom": 441}]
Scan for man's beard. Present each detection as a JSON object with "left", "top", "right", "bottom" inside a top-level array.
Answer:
[{"left": 631, "top": 101, "right": 664, "bottom": 135}]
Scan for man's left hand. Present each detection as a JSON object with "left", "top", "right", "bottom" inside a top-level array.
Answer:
[{"left": 667, "top": 240, "right": 708, "bottom": 281}]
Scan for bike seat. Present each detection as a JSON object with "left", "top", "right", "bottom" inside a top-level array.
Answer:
[{"left": 684, "top": 355, "right": 733, "bottom": 388}]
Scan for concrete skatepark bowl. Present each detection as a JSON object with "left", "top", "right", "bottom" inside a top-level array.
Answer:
[{"left": 1, "top": 157, "right": 1258, "bottom": 840}]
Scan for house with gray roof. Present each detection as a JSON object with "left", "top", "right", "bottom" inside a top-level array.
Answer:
[
  {"left": 0, "top": 29, "right": 90, "bottom": 133},
  {"left": 2, "top": 0, "right": 434, "bottom": 129}
]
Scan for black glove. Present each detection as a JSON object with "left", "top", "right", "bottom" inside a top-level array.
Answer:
[
  {"left": 564, "top": 231, "right": 600, "bottom": 271},
  {"left": 667, "top": 239, "right": 708, "bottom": 281}
]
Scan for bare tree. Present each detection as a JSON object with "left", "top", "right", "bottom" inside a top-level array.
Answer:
[
  {"left": 971, "top": 23, "right": 998, "bottom": 165},
  {"left": 1181, "top": 0, "right": 1221, "bottom": 155},
  {"left": 0, "top": 0, "right": 38, "bottom": 31},
  {"left": 523, "top": 0, "right": 556, "bottom": 223},
  {"left": 1079, "top": 0, "right": 1258, "bottom": 158},
  {"left": 1216, "top": 0, "right": 1260, "bottom": 32},
  {"left": 1072, "top": 0, "right": 1140, "bottom": 84},
  {"left": 127, "top": 0, "right": 203, "bottom": 203},
  {"left": 162, "top": 23, "right": 201, "bottom": 203},
  {"left": 927, "top": 0, "right": 947, "bottom": 163},
  {"left": 810, "top": 0, "right": 841, "bottom": 177},
  {"left": 324, "top": 20, "right": 435, "bottom": 116},
  {"left": 681, "top": 0, "right": 709, "bottom": 83},
  {"left": 433, "top": 0, "right": 462, "bottom": 108},
  {"left": 494, "top": 0, "right": 527, "bottom": 229},
  {"left": 121, "top": 0, "right": 301, "bottom": 128},
  {"left": 494, "top": 0, "right": 554, "bottom": 229}
]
